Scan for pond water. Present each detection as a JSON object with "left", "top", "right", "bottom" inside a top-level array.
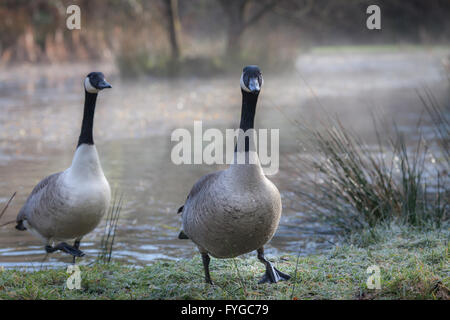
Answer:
[{"left": 0, "top": 48, "right": 448, "bottom": 268}]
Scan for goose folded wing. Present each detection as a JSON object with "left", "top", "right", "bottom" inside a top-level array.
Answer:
[
  {"left": 16, "top": 172, "right": 62, "bottom": 228},
  {"left": 178, "top": 171, "right": 222, "bottom": 214}
]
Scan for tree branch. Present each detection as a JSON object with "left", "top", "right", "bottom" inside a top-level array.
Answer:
[
  {"left": 274, "top": 0, "right": 315, "bottom": 22},
  {"left": 0, "top": 192, "right": 16, "bottom": 222},
  {"left": 244, "top": 0, "right": 278, "bottom": 29}
]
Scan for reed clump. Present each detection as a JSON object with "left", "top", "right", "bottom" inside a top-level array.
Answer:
[{"left": 289, "top": 91, "right": 448, "bottom": 233}]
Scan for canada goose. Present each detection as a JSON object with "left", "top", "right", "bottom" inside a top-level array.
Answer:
[
  {"left": 16, "top": 72, "right": 112, "bottom": 262},
  {"left": 178, "top": 66, "right": 290, "bottom": 284}
]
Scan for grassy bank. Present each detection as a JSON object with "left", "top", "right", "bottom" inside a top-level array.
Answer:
[{"left": 0, "top": 226, "right": 448, "bottom": 300}]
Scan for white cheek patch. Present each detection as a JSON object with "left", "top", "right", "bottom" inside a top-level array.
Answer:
[
  {"left": 240, "top": 73, "right": 251, "bottom": 93},
  {"left": 84, "top": 77, "right": 99, "bottom": 93}
]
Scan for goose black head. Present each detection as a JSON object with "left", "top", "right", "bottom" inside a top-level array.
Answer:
[
  {"left": 240, "top": 65, "right": 263, "bottom": 94},
  {"left": 84, "top": 72, "right": 112, "bottom": 93}
]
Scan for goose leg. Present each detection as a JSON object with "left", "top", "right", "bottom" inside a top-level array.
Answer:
[
  {"left": 41, "top": 240, "right": 51, "bottom": 265},
  {"left": 41, "top": 253, "right": 49, "bottom": 263},
  {"left": 257, "top": 247, "right": 290, "bottom": 284},
  {"left": 45, "top": 242, "right": 85, "bottom": 258},
  {"left": 40, "top": 252, "right": 50, "bottom": 270},
  {"left": 72, "top": 238, "right": 82, "bottom": 264},
  {"left": 201, "top": 252, "right": 213, "bottom": 285}
]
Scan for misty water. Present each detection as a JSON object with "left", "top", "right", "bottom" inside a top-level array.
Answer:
[{"left": 0, "top": 48, "right": 448, "bottom": 268}]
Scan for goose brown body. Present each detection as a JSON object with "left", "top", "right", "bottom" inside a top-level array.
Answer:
[
  {"left": 182, "top": 160, "right": 281, "bottom": 258},
  {"left": 17, "top": 145, "right": 111, "bottom": 242}
]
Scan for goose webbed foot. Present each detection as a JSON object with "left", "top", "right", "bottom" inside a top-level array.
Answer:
[
  {"left": 257, "top": 247, "right": 290, "bottom": 284},
  {"left": 45, "top": 242, "right": 85, "bottom": 258},
  {"left": 258, "top": 265, "right": 291, "bottom": 284},
  {"left": 201, "top": 252, "right": 214, "bottom": 285}
]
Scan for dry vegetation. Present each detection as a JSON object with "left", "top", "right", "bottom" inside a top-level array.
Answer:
[{"left": 1, "top": 0, "right": 450, "bottom": 76}]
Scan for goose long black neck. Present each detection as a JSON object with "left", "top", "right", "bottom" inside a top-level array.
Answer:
[
  {"left": 235, "top": 90, "right": 259, "bottom": 152},
  {"left": 77, "top": 91, "right": 97, "bottom": 148}
]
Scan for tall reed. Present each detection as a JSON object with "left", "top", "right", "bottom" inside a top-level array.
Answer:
[
  {"left": 288, "top": 94, "right": 448, "bottom": 232},
  {"left": 97, "top": 191, "right": 123, "bottom": 264}
]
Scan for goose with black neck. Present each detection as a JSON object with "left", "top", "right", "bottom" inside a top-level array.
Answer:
[
  {"left": 178, "top": 66, "right": 290, "bottom": 284},
  {"left": 15, "top": 72, "right": 112, "bottom": 263}
]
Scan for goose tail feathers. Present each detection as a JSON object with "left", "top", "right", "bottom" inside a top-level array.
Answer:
[
  {"left": 178, "top": 230, "right": 189, "bottom": 239},
  {"left": 15, "top": 220, "right": 26, "bottom": 231}
]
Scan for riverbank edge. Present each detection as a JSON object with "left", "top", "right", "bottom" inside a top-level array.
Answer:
[{"left": 0, "top": 226, "right": 448, "bottom": 300}]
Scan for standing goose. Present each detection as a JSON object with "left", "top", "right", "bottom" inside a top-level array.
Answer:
[
  {"left": 16, "top": 72, "right": 112, "bottom": 262},
  {"left": 178, "top": 66, "right": 290, "bottom": 284}
]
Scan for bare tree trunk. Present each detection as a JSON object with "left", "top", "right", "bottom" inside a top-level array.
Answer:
[
  {"left": 219, "top": 0, "right": 277, "bottom": 61},
  {"left": 164, "top": 0, "right": 181, "bottom": 62},
  {"left": 220, "top": 0, "right": 247, "bottom": 59},
  {"left": 225, "top": 13, "right": 245, "bottom": 58}
]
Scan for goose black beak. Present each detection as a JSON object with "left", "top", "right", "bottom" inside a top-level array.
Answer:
[
  {"left": 248, "top": 77, "right": 260, "bottom": 93},
  {"left": 97, "top": 79, "right": 112, "bottom": 90}
]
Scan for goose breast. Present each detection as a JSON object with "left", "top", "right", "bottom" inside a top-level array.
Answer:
[{"left": 183, "top": 169, "right": 281, "bottom": 258}]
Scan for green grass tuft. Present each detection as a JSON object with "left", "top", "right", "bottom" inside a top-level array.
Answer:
[{"left": 0, "top": 226, "right": 448, "bottom": 300}]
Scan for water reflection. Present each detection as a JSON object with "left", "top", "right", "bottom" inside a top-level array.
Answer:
[{"left": 0, "top": 49, "right": 448, "bottom": 268}]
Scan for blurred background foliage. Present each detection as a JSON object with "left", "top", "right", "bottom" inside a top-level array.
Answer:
[{"left": 0, "top": 0, "right": 449, "bottom": 76}]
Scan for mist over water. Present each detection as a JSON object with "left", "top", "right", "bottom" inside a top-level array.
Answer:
[{"left": 0, "top": 48, "right": 448, "bottom": 268}]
